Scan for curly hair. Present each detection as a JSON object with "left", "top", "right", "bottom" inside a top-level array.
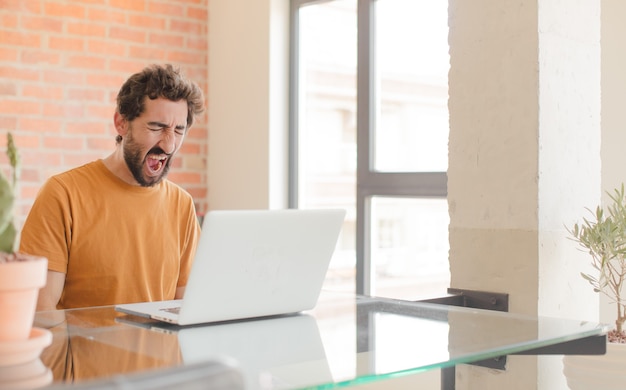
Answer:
[{"left": 116, "top": 64, "right": 205, "bottom": 129}]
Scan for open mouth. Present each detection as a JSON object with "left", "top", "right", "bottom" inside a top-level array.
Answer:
[{"left": 146, "top": 154, "right": 168, "bottom": 175}]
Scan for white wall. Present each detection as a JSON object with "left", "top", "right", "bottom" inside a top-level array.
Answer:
[{"left": 207, "top": 0, "right": 289, "bottom": 210}]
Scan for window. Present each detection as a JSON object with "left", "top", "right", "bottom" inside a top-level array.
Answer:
[{"left": 290, "top": 0, "right": 449, "bottom": 299}]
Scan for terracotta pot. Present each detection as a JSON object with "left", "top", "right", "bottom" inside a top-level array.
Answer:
[
  {"left": 0, "top": 255, "right": 47, "bottom": 342},
  {"left": 563, "top": 341, "right": 626, "bottom": 390},
  {"left": 0, "top": 358, "right": 52, "bottom": 389}
]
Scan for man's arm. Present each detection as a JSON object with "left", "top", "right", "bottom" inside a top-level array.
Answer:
[
  {"left": 175, "top": 286, "right": 185, "bottom": 299},
  {"left": 37, "top": 270, "right": 66, "bottom": 311}
]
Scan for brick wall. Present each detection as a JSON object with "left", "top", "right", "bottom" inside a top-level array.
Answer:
[{"left": 0, "top": 0, "right": 209, "bottom": 227}]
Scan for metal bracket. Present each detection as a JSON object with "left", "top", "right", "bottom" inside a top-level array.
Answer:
[
  {"left": 419, "top": 287, "right": 509, "bottom": 313},
  {"left": 417, "top": 288, "right": 510, "bottom": 371}
]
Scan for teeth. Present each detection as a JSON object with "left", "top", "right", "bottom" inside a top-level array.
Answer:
[{"left": 148, "top": 155, "right": 166, "bottom": 172}]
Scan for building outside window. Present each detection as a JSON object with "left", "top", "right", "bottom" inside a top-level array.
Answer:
[{"left": 291, "top": 0, "right": 449, "bottom": 300}]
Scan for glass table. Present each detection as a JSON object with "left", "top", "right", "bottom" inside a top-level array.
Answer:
[{"left": 29, "top": 290, "right": 607, "bottom": 389}]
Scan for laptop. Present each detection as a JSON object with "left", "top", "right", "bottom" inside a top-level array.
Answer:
[
  {"left": 115, "top": 209, "right": 345, "bottom": 325},
  {"left": 113, "top": 314, "right": 332, "bottom": 389}
]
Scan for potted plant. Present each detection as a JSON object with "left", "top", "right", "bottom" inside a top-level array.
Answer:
[
  {"left": 0, "top": 133, "right": 48, "bottom": 343},
  {"left": 563, "top": 184, "right": 626, "bottom": 389}
]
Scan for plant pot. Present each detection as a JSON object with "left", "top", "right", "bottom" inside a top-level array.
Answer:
[
  {"left": 563, "top": 341, "right": 626, "bottom": 390},
  {"left": 0, "top": 358, "right": 52, "bottom": 389},
  {"left": 0, "top": 255, "right": 47, "bottom": 342}
]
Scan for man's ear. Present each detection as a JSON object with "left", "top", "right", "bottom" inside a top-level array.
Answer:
[{"left": 114, "top": 112, "right": 129, "bottom": 136}]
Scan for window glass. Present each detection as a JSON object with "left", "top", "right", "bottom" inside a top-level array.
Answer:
[
  {"left": 295, "top": 0, "right": 450, "bottom": 298},
  {"left": 374, "top": 0, "right": 449, "bottom": 172},
  {"left": 298, "top": 1, "right": 358, "bottom": 292},
  {"left": 371, "top": 196, "right": 450, "bottom": 299}
]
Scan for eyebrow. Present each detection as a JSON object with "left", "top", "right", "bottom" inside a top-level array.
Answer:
[{"left": 147, "top": 121, "right": 186, "bottom": 130}]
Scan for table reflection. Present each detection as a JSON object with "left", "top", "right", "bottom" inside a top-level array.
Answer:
[{"left": 37, "top": 308, "right": 182, "bottom": 384}]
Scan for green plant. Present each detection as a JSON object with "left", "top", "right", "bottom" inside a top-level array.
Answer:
[
  {"left": 568, "top": 184, "right": 626, "bottom": 343},
  {"left": 0, "top": 133, "right": 20, "bottom": 254}
]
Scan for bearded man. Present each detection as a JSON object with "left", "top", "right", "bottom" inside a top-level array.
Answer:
[{"left": 21, "top": 64, "right": 204, "bottom": 310}]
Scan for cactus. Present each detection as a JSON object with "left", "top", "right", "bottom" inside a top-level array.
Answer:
[{"left": 0, "top": 133, "right": 20, "bottom": 254}]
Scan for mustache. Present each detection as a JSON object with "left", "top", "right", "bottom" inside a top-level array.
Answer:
[{"left": 147, "top": 147, "right": 170, "bottom": 156}]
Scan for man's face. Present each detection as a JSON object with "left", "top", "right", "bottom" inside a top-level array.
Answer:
[{"left": 123, "top": 97, "right": 188, "bottom": 187}]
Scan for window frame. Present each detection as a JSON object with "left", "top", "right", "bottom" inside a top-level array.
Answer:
[{"left": 289, "top": 0, "right": 447, "bottom": 295}]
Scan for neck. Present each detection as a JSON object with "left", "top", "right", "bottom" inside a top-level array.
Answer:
[{"left": 102, "top": 149, "right": 139, "bottom": 186}]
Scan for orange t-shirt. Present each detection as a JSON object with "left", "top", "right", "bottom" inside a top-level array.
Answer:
[{"left": 20, "top": 160, "right": 200, "bottom": 309}]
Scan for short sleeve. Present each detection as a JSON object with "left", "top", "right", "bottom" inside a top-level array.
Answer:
[{"left": 20, "top": 177, "right": 72, "bottom": 274}]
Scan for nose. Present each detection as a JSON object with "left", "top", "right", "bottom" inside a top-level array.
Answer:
[{"left": 159, "top": 130, "right": 177, "bottom": 154}]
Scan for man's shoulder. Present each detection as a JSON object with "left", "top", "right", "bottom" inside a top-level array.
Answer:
[
  {"left": 161, "top": 179, "right": 194, "bottom": 200},
  {"left": 51, "top": 160, "right": 102, "bottom": 180},
  {"left": 45, "top": 161, "right": 105, "bottom": 191}
]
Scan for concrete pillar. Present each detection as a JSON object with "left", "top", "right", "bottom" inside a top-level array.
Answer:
[
  {"left": 448, "top": 0, "right": 600, "bottom": 389},
  {"left": 601, "top": 0, "right": 626, "bottom": 325}
]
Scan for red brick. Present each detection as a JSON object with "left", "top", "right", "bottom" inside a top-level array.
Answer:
[
  {"left": 85, "top": 104, "right": 114, "bottom": 120},
  {"left": 0, "top": 14, "right": 19, "bottom": 28},
  {"left": 20, "top": 188, "right": 44, "bottom": 206},
  {"left": 42, "top": 102, "right": 84, "bottom": 118},
  {"left": 128, "top": 45, "right": 166, "bottom": 60},
  {"left": 43, "top": 136, "right": 84, "bottom": 150},
  {"left": 167, "top": 50, "right": 204, "bottom": 65},
  {"left": 167, "top": 171, "right": 202, "bottom": 184},
  {"left": 2, "top": 0, "right": 209, "bottom": 225},
  {"left": 109, "top": 0, "right": 145, "bottom": 11},
  {"left": 21, "top": 50, "right": 62, "bottom": 65},
  {"left": 86, "top": 8, "right": 127, "bottom": 24},
  {"left": 19, "top": 118, "right": 63, "bottom": 133},
  {"left": 148, "top": 33, "right": 185, "bottom": 47},
  {"left": 187, "top": 125, "right": 207, "bottom": 140},
  {"left": 67, "top": 87, "right": 105, "bottom": 102},
  {"left": 44, "top": 2, "right": 85, "bottom": 18},
  {"left": 22, "top": 84, "right": 64, "bottom": 100},
  {"left": 66, "top": 121, "right": 107, "bottom": 135},
  {"left": 0, "top": 0, "right": 42, "bottom": 13},
  {"left": 43, "top": 69, "right": 85, "bottom": 84},
  {"left": 0, "top": 99, "right": 40, "bottom": 115},
  {"left": 86, "top": 72, "right": 125, "bottom": 88},
  {"left": 63, "top": 152, "right": 103, "bottom": 167},
  {"left": 66, "top": 55, "right": 107, "bottom": 70},
  {"left": 109, "top": 59, "right": 145, "bottom": 74},
  {"left": 109, "top": 26, "right": 146, "bottom": 44},
  {"left": 49, "top": 35, "right": 85, "bottom": 51},
  {"left": 21, "top": 15, "right": 64, "bottom": 32},
  {"left": 67, "top": 21, "right": 107, "bottom": 37},
  {"left": 179, "top": 142, "right": 200, "bottom": 154},
  {"left": 87, "top": 39, "right": 127, "bottom": 57},
  {"left": 18, "top": 168, "right": 40, "bottom": 184},
  {"left": 11, "top": 134, "right": 40, "bottom": 148},
  {"left": 20, "top": 150, "right": 62, "bottom": 167},
  {"left": 187, "top": 6, "right": 208, "bottom": 21},
  {"left": 187, "top": 187, "right": 207, "bottom": 200},
  {"left": 1, "top": 30, "right": 41, "bottom": 47},
  {"left": 86, "top": 136, "right": 115, "bottom": 151},
  {"left": 0, "top": 47, "right": 19, "bottom": 61},
  {"left": 170, "top": 19, "right": 205, "bottom": 35},
  {"left": 187, "top": 36, "right": 207, "bottom": 51},
  {"left": 128, "top": 14, "right": 166, "bottom": 29},
  {"left": 0, "top": 82, "right": 17, "bottom": 95},
  {"left": 173, "top": 0, "right": 204, "bottom": 4},
  {"left": 0, "top": 116, "right": 17, "bottom": 130},
  {"left": 148, "top": 2, "right": 184, "bottom": 17}
]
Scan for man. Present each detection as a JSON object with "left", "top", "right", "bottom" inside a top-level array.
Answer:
[{"left": 20, "top": 64, "right": 205, "bottom": 310}]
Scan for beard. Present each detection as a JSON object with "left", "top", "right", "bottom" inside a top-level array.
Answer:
[{"left": 123, "top": 130, "right": 173, "bottom": 187}]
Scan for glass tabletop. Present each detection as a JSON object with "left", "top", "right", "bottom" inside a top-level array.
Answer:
[{"left": 32, "top": 290, "right": 607, "bottom": 389}]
